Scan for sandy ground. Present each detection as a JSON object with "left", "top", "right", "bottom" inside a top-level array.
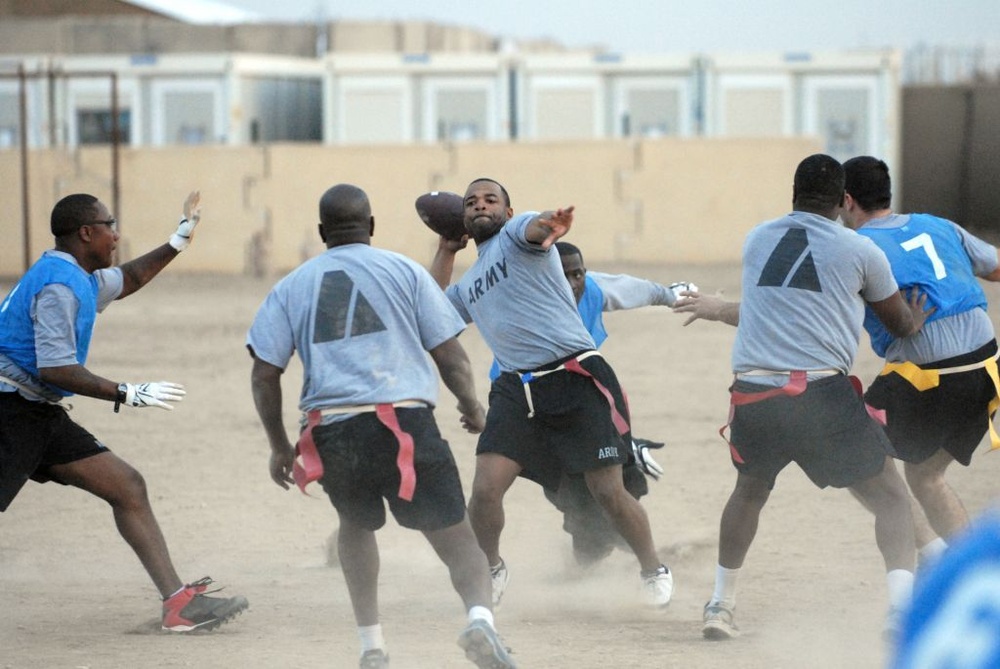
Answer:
[{"left": 3, "top": 263, "right": 1000, "bottom": 669}]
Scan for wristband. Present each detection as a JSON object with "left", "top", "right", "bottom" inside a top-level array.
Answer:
[
  {"left": 169, "top": 218, "right": 190, "bottom": 252},
  {"left": 114, "top": 383, "right": 128, "bottom": 413}
]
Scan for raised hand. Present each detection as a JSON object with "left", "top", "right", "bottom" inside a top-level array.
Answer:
[
  {"left": 170, "top": 191, "right": 202, "bottom": 251},
  {"left": 537, "top": 206, "right": 574, "bottom": 250}
]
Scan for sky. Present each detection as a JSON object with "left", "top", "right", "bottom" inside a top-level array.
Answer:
[{"left": 215, "top": 0, "right": 999, "bottom": 55}]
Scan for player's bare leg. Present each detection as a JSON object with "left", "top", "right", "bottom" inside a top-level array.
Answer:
[
  {"left": 468, "top": 453, "right": 521, "bottom": 565},
  {"left": 851, "top": 481, "right": 941, "bottom": 553},
  {"left": 850, "top": 456, "right": 916, "bottom": 572},
  {"left": 904, "top": 449, "right": 968, "bottom": 539},
  {"left": 583, "top": 464, "right": 659, "bottom": 570},
  {"left": 716, "top": 472, "right": 771, "bottom": 569},
  {"left": 50, "top": 452, "right": 183, "bottom": 596},
  {"left": 338, "top": 515, "right": 380, "bottom": 626},
  {"left": 423, "top": 514, "right": 492, "bottom": 610}
]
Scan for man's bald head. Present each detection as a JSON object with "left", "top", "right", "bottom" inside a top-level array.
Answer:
[{"left": 318, "top": 184, "right": 373, "bottom": 247}]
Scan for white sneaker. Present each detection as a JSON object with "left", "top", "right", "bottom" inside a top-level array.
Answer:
[
  {"left": 703, "top": 601, "right": 739, "bottom": 639},
  {"left": 491, "top": 559, "right": 510, "bottom": 608},
  {"left": 640, "top": 564, "right": 673, "bottom": 608}
]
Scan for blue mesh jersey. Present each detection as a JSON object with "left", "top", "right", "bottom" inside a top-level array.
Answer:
[
  {"left": 0, "top": 251, "right": 122, "bottom": 400},
  {"left": 892, "top": 508, "right": 1000, "bottom": 669},
  {"left": 732, "top": 211, "right": 898, "bottom": 382},
  {"left": 247, "top": 243, "right": 466, "bottom": 414},
  {"left": 857, "top": 213, "right": 996, "bottom": 361},
  {"left": 445, "top": 212, "right": 595, "bottom": 374}
]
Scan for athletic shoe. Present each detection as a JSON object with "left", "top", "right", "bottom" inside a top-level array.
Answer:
[
  {"left": 457, "top": 619, "right": 517, "bottom": 669},
  {"left": 702, "top": 601, "right": 739, "bottom": 640},
  {"left": 490, "top": 559, "right": 510, "bottom": 608},
  {"left": 640, "top": 564, "right": 673, "bottom": 608},
  {"left": 359, "top": 648, "right": 390, "bottom": 668},
  {"left": 161, "top": 577, "right": 249, "bottom": 632}
]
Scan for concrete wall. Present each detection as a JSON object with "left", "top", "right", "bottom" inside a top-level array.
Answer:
[
  {"left": 902, "top": 85, "right": 1000, "bottom": 236},
  {"left": 0, "top": 136, "right": 820, "bottom": 278}
]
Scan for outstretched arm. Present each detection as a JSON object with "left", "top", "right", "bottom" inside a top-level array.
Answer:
[
  {"left": 672, "top": 291, "right": 741, "bottom": 327},
  {"left": 38, "top": 364, "right": 183, "bottom": 410},
  {"left": 524, "top": 206, "right": 574, "bottom": 250},
  {"left": 591, "top": 272, "right": 698, "bottom": 310},
  {"left": 428, "top": 337, "right": 485, "bottom": 434},
  {"left": 117, "top": 191, "right": 202, "bottom": 299}
]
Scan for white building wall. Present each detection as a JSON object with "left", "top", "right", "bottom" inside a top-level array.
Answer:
[{"left": 0, "top": 49, "right": 901, "bottom": 172}]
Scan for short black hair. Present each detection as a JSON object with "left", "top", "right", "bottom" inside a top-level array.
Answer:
[
  {"left": 467, "top": 177, "right": 511, "bottom": 208},
  {"left": 792, "top": 154, "right": 845, "bottom": 211},
  {"left": 318, "top": 184, "right": 371, "bottom": 229},
  {"left": 555, "top": 241, "right": 582, "bottom": 260},
  {"left": 843, "top": 156, "right": 892, "bottom": 211},
  {"left": 50, "top": 193, "right": 98, "bottom": 237}
]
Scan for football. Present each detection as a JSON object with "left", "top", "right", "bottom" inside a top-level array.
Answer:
[{"left": 414, "top": 191, "right": 466, "bottom": 240}]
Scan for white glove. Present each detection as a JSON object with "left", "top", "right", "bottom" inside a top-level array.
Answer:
[
  {"left": 666, "top": 282, "right": 699, "bottom": 307},
  {"left": 122, "top": 382, "right": 186, "bottom": 410},
  {"left": 631, "top": 438, "right": 665, "bottom": 481},
  {"left": 168, "top": 191, "right": 201, "bottom": 252}
]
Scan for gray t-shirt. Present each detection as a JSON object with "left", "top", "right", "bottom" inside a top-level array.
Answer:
[
  {"left": 444, "top": 212, "right": 595, "bottom": 373},
  {"left": 732, "top": 211, "right": 898, "bottom": 382},
  {"left": 247, "top": 243, "right": 465, "bottom": 415},
  {"left": 0, "top": 250, "right": 123, "bottom": 402}
]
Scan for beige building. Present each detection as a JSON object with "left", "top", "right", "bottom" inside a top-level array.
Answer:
[{"left": 0, "top": 1, "right": 898, "bottom": 277}]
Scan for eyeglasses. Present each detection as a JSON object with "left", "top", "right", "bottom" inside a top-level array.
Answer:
[{"left": 91, "top": 218, "right": 118, "bottom": 233}]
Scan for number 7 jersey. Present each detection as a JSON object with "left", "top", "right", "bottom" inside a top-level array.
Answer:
[{"left": 857, "top": 213, "right": 991, "bottom": 358}]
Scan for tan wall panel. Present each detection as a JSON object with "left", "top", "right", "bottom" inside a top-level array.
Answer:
[
  {"left": 249, "top": 143, "right": 454, "bottom": 272},
  {"left": 622, "top": 138, "right": 820, "bottom": 264},
  {"left": 0, "top": 137, "right": 822, "bottom": 279}
]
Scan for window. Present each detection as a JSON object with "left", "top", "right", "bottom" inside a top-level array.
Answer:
[{"left": 77, "top": 109, "right": 131, "bottom": 145}]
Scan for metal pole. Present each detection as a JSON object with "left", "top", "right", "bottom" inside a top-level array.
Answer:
[
  {"left": 110, "top": 72, "right": 121, "bottom": 231},
  {"left": 47, "top": 66, "right": 57, "bottom": 147},
  {"left": 18, "top": 64, "right": 31, "bottom": 273}
]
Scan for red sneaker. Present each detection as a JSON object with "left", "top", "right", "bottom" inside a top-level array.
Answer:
[{"left": 161, "top": 577, "right": 248, "bottom": 632}]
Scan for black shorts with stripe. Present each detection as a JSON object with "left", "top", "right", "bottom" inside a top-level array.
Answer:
[
  {"left": 865, "top": 339, "right": 998, "bottom": 466},
  {"left": 313, "top": 407, "right": 466, "bottom": 532},
  {"left": 729, "top": 374, "right": 892, "bottom": 490},
  {"left": 478, "top": 351, "right": 631, "bottom": 492}
]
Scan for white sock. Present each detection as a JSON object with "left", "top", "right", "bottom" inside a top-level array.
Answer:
[
  {"left": 467, "top": 606, "right": 494, "bottom": 628},
  {"left": 357, "top": 624, "right": 386, "bottom": 654},
  {"left": 886, "top": 569, "right": 914, "bottom": 611},
  {"left": 918, "top": 537, "right": 948, "bottom": 562},
  {"left": 711, "top": 564, "right": 740, "bottom": 609}
]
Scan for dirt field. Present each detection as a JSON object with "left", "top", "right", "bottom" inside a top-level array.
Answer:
[{"left": 3, "top": 264, "right": 999, "bottom": 669}]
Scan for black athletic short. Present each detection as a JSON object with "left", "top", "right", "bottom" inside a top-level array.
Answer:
[
  {"left": 0, "top": 391, "right": 108, "bottom": 512},
  {"left": 313, "top": 407, "right": 466, "bottom": 532},
  {"left": 729, "top": 374, "right": 892, "bottom": 490},
  {"left": 865, "top": 340, "right": 998, "bottom": 466},
  {"left": 478, "top": 351, "right": 631, "bottom": 491}
]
